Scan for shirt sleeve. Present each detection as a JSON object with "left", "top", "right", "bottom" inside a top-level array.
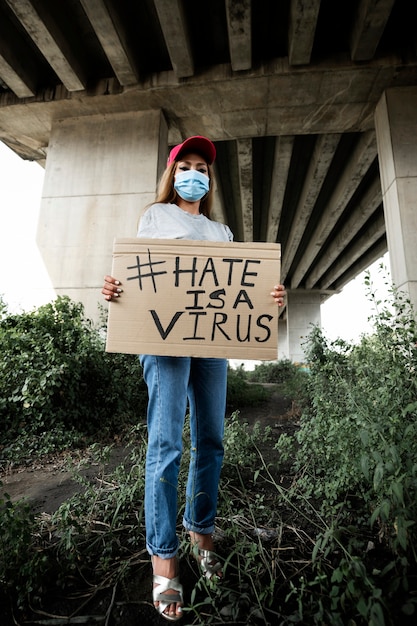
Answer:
[
  {"left": 137, "top": 207, "right": 155, "bottom": 238},
  {"left": 224, "top": 224, "right": 234, "bottom": 241}
]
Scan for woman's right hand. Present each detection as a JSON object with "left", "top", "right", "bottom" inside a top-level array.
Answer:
[{"left": 102, "top": 275, "right": 123, "bottom": 301}]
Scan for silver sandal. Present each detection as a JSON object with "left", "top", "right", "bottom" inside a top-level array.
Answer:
[
  {"left": 198, "top": 549, "right": 222, "bottom": 580},
  {"left": 152, "top": 574, "right": 184, "bottom": 622}
]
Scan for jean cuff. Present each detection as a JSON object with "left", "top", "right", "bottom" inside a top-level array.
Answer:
[
  {"left": 146, "top": 541, "right": 179, "bottom": 559},
  {"left": 182, "top": 517, "right": 215, "bottom": 535}
]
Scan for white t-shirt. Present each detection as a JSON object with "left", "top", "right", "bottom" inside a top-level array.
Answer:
[{"left": 137, "top": 203, "right": 234, "bottom": 243}]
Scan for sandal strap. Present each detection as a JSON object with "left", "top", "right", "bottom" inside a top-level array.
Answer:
[
  {"left": 153, "top": 574, "right": 183, "bottom": 594},
  {"left": 198, "top": 549, "right": 222, "bottom": 579},
  {"left": 154, "top": 591, "right": 183, "bottom": 604},
  {"left": 153, "top": 574, "right": 183, "bottom": 606}
]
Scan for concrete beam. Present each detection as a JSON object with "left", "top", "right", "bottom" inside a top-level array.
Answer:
[
  {"left": 319, "top": 211, "right": 386, "bottom": 289},
  {"left": 281, "top": 133, "right": 341, "bottom": 281},
  {"left": 79, "top": 0, "right": 138, "bottom": 85},
  {"left": 217, "top": 142, "right": 244, "bottom": 241},
  {"left": 236, "top": 138, "right": 253, "bottom": 241},
  {"left": 350, "top": 0, "right": 395, "bottom": 61},
  {"left": 0, "top": 53, "right": 35, "bottom": 98},
  {"left": 5, "top": 0, "right": 86, "bottom": 91},
  {"left": 0, "top": 57, "right": 411, "bottom": 159},
  {"left": 211, "top": 184, "right": 228, "bottom": 226},
  {"left": 331, "top": 237, "right": 387, "bottom": 292},
  {"left": 306, "top": 177, "right": 382, "bottom": 288},
  {"left": 288, "top": 0, "right": 321, "bottom": 66},
  {"left": 225, "top": 0, "right": 251, "bottom": 71},
  {"left": 266, "top": 136, "right": 294, "bottom": 243},
  {"left": 291, "top": 130, "right": 377, "bottom": 288},
  {"left": 0, "top": 7, "right": 39, "bottom": 97},
  {"left": 153, "top": 0, "right": 194, "bottom": 77}
]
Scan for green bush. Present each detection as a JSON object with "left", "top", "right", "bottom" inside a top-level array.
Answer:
[
  {"left": 0, "top": 491, "right": 47, "bottom": 608},
  {"left": 275, "top": 283, "right": 417, "bottom": 624},
  {"left": 226, "top": 364, "right": 269, "bottom": 409},
  {"left": 247, "top": 358, "right": 298, "bottom": 383},
  {"left": 0, "top": 296, "right": 147, "bottom": 456},
  {"left": 283, "top": 291, "right": 417, "bottom": 530}
]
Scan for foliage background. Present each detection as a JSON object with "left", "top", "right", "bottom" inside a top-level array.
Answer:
[{"left": 0, "top": 296, "right": 147, "bottom": 459}]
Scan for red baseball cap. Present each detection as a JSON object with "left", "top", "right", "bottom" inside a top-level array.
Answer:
[{"left": 167, "top": 135, "right": 216, "bottom": 165}]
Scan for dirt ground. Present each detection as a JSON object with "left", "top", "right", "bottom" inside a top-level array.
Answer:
[
  {"left": 0, "top": 387, "right": 298, "bottom": 625},
  {"left": 1, "top": 444, "right": 130, "bottom": 515}
]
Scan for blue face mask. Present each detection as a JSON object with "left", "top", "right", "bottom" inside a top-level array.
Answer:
[{"left": 174, "top": 169, "right": 210, "bottom": 202}]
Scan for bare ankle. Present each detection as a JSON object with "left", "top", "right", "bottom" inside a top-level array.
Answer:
[
  {"left": 189, "top": 531, "right": 214, "bottom": 551},
  {"left": 152, "top": 555, "right": 177, "bottom": 578}
]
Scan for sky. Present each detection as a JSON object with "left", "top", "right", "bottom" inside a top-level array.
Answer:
[{"left": 0, "top": 140, "right": 391, "bottom": 344}]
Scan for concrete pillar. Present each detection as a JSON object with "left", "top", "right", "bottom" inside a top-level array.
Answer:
[
  {"left": 278, "top": 318, "right": 289, "bottom": 360},
  {"left": 36, "top": 110, "right": 168, "bottom": 320},
  {"left": 375, "top": 87, "right": 417, "bottom": 310},
  {"left": 286, "top": 290, "right": 321, "bottom": 363}
]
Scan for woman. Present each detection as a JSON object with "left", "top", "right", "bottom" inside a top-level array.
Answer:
[{"left": 102, "top": 136, "right": 286, "bottom": 621}]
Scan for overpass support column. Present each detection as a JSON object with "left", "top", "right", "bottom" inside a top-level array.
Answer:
[
  {"left": 285, "top": 291, "right": 321, "bottom": 363},
  {"left": 277, "top": 318, "right": 289, "bottom": 359},
  {"left": 36, "top": 110, "right": 168, "bottom": 320},
  {"left": 375, "top": 88, "right": 417, "bottom": 310}
]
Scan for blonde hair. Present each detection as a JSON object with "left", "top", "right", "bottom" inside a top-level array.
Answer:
[{"left": 153, "top": 161, "right": 215, "bottom": 218}]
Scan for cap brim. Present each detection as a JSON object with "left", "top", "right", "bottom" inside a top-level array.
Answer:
[{"left": 169, "top": 136, "right": 216, "bottom": 165}]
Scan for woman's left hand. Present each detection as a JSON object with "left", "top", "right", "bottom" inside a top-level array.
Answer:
[{"left": 271, "top": 284, "right": 286, "bottom": 307}]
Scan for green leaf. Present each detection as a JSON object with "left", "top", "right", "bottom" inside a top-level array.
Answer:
[
  {"left": 403, "top": 402, "right": 417, "bottom": 416},
  {"left": 356, "top": 596, "right": 368, "bottom": 617},
  {"left": 331, "top": 569, "right": 344, "bottom": 583},
  {"left": 373, "top": 463, "right": 384, "bottom": 491},
  {"left": 391, "top": 481, "right": 404, "bottom": 505},
  {"left": 360, "top": 454, "right": 370, "bottom": 480},
  {"left": 369, "top": 600, "right": 385, "bottom": 626}
]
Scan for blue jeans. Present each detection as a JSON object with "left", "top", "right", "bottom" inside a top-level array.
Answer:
[{"left": 140, "top": 354, "right": 227, "bottom": 559}]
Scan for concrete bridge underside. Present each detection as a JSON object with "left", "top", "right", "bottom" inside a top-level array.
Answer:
[{"left": 1, "top": 0, "right": 417, "bottom": 361}]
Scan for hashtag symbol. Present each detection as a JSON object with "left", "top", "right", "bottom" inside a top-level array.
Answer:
[{"left": 126, "top": 249, "right": 167, "bottom": 292}]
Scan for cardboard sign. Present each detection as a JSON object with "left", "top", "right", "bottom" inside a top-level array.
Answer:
[{"left": 105, "top": 238, "right": 281, "bottom": 360}]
